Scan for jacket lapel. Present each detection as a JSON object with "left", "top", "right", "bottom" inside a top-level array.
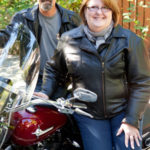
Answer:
[
  {"left": 79, "top": 37, "right": 97, "bottom": 54},
  {"left": 105, "top": 25, "right": 128, "bottom": 61}
]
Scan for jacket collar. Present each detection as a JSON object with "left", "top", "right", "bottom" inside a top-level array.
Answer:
[
  {"left": 23, "top": 3, "right": 73, "bottom": 24},
  {"left": 70, "top": 24, "right": 127, "bottom": 39},
  {"left": 69, "top": 24, "right": 127, "bottom": 53},
  {"left": 71, "top": 25, "right": 97, "bottom": 53},
  {"left": 56, "top": 4, "right": 73, "bottom": 24},
  {"left": 23, "top": 4, "right": 39, "bottom": 21},
  {"left": 111, "top": 24, "right": 127, "bottom": 38}
]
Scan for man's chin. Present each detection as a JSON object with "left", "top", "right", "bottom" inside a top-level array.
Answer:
[
  {"left": 41, "top": 3, "right": 52, "bottom": 11},
  {"left": 41, "top": 0, "right": 51, "bottom": 2}
]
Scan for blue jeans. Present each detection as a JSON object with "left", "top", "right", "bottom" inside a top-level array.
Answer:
[{"left": 73, "top": 112, "right": 143, "bottom": 150}]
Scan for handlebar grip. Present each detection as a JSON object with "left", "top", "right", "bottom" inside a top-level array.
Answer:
[
  {"left": 75, "top": 108, "right": 93, "bottom": 118},
  {"left": 72, "top": 102, "right": 87, "bottom": 109}
]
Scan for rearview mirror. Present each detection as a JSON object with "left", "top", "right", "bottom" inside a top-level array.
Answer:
[{"left": 73, "top": 88, "right": 97, "bottom": 102}]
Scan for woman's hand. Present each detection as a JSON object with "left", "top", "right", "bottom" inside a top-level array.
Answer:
[
  {"left": 34, "top": 92, "right": 49, "bottom": 99},
  {"left": 116, "top": 123, "right": 142, "bottom": 149}
]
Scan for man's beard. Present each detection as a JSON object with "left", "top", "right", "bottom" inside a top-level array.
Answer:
[{"left": 40, "top": 1, "right": 53, "bottom": 11}]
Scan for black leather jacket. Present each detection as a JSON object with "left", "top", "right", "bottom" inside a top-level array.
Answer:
[
  {"left": 42, "top": 24, "right": 150, "bottom": 129},
  {"left": 0, "top": 4, "right": 81, "bottom": 47}
]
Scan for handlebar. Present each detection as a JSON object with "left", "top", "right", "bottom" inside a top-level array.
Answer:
[
  {"left": 29, "top": 95, "right": 94, "bottom": 118},
  {"left": 3, "top": 87, "right": 96, "bottom": 119}
]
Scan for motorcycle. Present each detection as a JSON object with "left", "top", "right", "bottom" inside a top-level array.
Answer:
[
  {"left": 0, "top": 24, "right": 150, "bottom": 150},
  {"left": 0, "top": 24, "right": 97, "bottom": 150},
  {"left": 1, "top": 86, "right": 97, "bottom": 150}
]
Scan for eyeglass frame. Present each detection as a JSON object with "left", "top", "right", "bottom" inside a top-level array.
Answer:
[{"left": 86, "top": 6, "right": 111, "bottom": 13}]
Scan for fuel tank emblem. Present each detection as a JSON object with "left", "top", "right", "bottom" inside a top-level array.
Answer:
[{"left": 32, "top": 126, "right": 54, "bottom": 137}]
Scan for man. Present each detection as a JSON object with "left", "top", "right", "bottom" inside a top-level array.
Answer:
[{"left": 0, "top": 0, "right": 81, "bottom": 95}]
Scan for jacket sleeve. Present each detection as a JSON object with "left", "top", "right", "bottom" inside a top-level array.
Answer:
[
  {"left": 41, "top": 39, "right": 68, "bottom": 97},
  {"left": 123, "top": 37, "right": 150, "bottom": 129}
]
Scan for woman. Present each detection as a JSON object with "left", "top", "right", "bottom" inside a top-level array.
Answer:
[{"left": 35, "top": 0, "right": 150, "bottom": 149}]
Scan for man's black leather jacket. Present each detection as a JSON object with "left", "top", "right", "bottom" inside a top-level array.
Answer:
[
  {"left": 0, "top": 4, "right": 81, "bottom": 47},
  {"left": 42, "top": 25, "right": 150, "bottom": 129}
]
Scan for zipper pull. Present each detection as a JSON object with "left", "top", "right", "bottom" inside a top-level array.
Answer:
[{"left": 102, "top": 61, "right": 105, "bottom": 73}]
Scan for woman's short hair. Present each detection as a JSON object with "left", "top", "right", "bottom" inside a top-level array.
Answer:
[{"left": 80, "top": 0, "right": 120, "bottom": 26}]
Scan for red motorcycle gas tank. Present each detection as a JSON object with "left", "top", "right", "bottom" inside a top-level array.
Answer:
[{"left": 11, "top": 106, "right": 67, "bottom": 146}]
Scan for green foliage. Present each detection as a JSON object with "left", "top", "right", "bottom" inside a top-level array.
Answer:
[
  {"left": 0, "top": 0, "right": 36, "bottom": 29},
  {"left": 57, "top": 0, "right": 81, "bottom": 13},
  {"left": 123, "top": 0, "right": 150, "bottom": 39}
]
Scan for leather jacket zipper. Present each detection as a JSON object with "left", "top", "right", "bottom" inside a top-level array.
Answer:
[
  {"left": 102, "top": 61, "right": 107, "bottom": 118},
  {"left": 97, "top": 39, "right": 115, "bottom": 118}
]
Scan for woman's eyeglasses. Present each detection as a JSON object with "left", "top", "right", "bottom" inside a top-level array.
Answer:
[{"left": 86, "top": 6, "right": 111, "bottom": 13}]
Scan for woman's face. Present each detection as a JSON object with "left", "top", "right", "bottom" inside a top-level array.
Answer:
[{"left": 84, "top": 0, "right": 113, "bottom": 32}]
